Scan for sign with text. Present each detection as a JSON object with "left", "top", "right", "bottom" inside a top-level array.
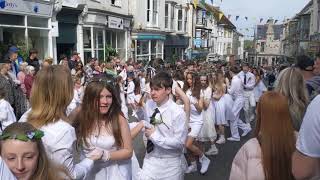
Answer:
[
  {"left": 108, "top": 16, "right": 123, "bottom": 30},
  {"left": 0, "top": 0, "right": 53, "bottom": 17}
]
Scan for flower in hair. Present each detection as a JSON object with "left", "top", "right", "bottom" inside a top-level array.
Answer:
[{"left": 0, "top": 130, "right": 44, "bottom": 142}]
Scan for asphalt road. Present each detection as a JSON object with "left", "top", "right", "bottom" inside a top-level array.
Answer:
[{"left": 130, "top": 115, "right": 254, "bottom": 180}]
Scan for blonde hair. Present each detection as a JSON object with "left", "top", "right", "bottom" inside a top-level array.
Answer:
[
  {"left": 27, "top": 65, "right": 73, "bottom": 128},
  {"left": 26, "top": 65, "right": 35, "bottom": 75},
  {"left": 44, "top": 57, "right": 53, "bottom": 65},
  {"left": 19, "top": 62, "right": 28, "bottom": 72},
  {"left": 274, "top": 67, "right": 309, "bottom": 130}
]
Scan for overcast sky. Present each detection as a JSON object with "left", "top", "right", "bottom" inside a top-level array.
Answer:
[{"left": 206, "top": 0, "right": 310, "bottom": 38}]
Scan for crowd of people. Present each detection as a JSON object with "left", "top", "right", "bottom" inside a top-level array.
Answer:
[{"left": 0, "top": 45, "right": 320, "bottom": 180}]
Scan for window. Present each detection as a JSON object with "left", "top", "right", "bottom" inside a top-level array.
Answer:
[
  {"left": 165, "top": 3, "right": 169, "bottom": 29},
  {"left": 147, "top": 0, "right": 158, "bottom": 26},
  {"left": 170, "top": 4, "right": 175, "bottom": 29},
  {"left": 184, "top": 9, "right": 188, "bottom": 32},
  {"left": 111, "top": 0, "right": 121, "bottom": 7},
  {"left": 177, "top": 8, "right": 183, "bottom": 31},
  {"left": 152, "top": 0, "right": 158, "bottom": 26}
]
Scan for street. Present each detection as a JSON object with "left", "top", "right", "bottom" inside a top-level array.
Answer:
[{"left": 130, "top": 115, "right": 253, "bottom": 180}]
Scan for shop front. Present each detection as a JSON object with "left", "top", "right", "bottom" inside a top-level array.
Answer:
[
  {"left": 82, "top": 12, "right": 132, "bottom": 63},
  {"left": 164, "top": 34, "right": 189, "bottom": 61},
  {"left": 0, "top": 0, "right": 53, "bottom": 60},
  {"left": 131, "top": 32, "right": 165, "bottom": 62}
]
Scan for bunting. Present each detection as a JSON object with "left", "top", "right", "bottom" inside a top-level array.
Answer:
[
  {"left": 219, "top": 12, "right": 224, "bottom": 21},
  {"left": 260, "top": 18, "right": 263, "bottom": 23},
  {"left": 193, "top": 0, "right": 198, "bottom": 9},
  {"left": 210, "top": 0, "right": 214, "bottom": 4},
  {"left": 236, "top": 16, "right": 239, "bottom": 21},
  {"left": 245, "top": 17, "right": 248, "bottom": 21},
  {"left": 274, "top": 20, "right": 278, "bottom": 24}
]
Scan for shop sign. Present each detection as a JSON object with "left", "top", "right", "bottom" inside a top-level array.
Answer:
[
  {"left": 0, "top": 0, "right": 53, "bottom": 17},
  {"left": 108, "top": 16, "right": 123, "bottom": 30}
]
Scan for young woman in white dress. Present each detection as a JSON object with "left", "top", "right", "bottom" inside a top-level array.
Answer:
[
  {"left": 74, "top": 77, "right": 133, "bottom": 180},
  {"left": 197, "top": 74, "right": 218, "bottom": 156},
  {"left": 0, "top": 122, "right": 69, "bottom": 180},
  {"left": 183, "top": 72, "right": 211, "bottom": 174},
  {"left": 20, "top": 65, "right": 103, "bottom": 179}
]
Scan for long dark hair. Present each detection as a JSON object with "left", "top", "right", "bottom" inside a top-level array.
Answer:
[
  {"left": 183, "top": 72, "right": 201, "bottom": 99},
  {"left": 74, "top": 77, "right": 124, "bottom": 148}
]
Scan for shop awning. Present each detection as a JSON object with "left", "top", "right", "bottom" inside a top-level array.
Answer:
[
  {"left": 164, "top": 35, "right": 189, "bottom": 47},
  {"left": 132, "top": 34, "right": 166, "bottom": 40}
]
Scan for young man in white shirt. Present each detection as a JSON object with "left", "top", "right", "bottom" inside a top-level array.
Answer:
[
  {"left": 292, "top": 95, "right": 320, "bottom": 180},
  {"left": 238, "top": 63, "right": 256, "bottom": 124},
  {"left": 228, "top": 66, "right": 252, "bottom": 141},
  {"left": 138, "top": 72, "right": 188, "bottom": 180}
]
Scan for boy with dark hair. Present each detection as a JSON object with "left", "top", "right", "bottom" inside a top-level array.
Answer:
[
  {"left": 138, "top": 71, "right": 188, "bottom": 180},
  {"left": 26, "top": 48, "right": 40, "bottom": 73}
]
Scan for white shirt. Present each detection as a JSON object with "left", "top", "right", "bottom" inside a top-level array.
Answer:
[
  {"left": 228, "top": 75, "right": 244, "bottom": 99},
  {"left": 297, "top": 95, "right": 320, "bottom": 157},
  {"left": 143, "top": 99, "right": 188, "bottom": 158},
  {"left": 19, "top": 111, "right": 94, "bottom": 179},
  {"left": 126, "top": 81, "right": 135, "bottom": 95},
  {"left": 0, "top": 99, "right": 16, "bottom": 133},
  {"left": 186, "top": 89, "right": 203, "bottom": 124},
  {"left": 238, "top": 71, "right": 256, "bottom": 90}
]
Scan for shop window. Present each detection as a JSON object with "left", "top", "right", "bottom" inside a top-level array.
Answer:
[
  {"left": 137, "top": 40, "right": 149, "bottom": 55},
  {"left": 27, "top": 16, "right": 48, "bottom": 28},
  {"left": 151, "top": 40, "right": 157, "bottom": 54},
  {"left": 0, "top": 14, "right": 24, "bottom": 26},
  {"left": 83, "top": 28, "right": 92, "bottom": 48},
  {"left": 28, "top": 29, "right": 49, "bottom": 59}
]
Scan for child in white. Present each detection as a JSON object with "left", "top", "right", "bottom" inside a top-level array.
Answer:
[
  {"left": 0, "top": 97, "right": 16, "bottom": 133},
  {"left": 126, "top": 76, "right": 135, "bottom": 116},
  {"left": 137, "top": 72, "right": 188, "bottom": 180}
]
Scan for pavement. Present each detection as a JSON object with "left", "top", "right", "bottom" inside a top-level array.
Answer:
[{"left": 130, "top": 113, "right": 254, "bottom": 180}]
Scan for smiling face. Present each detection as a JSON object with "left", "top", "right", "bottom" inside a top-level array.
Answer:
[
  {"left": 1, "top": 140, "right": 39, "bottom": 180},
  {"left": 99, "top": 88, "right": 113, "bottom": 115},
  {"left": 186, "top": 73, "right": 193, "bottom": 87}
]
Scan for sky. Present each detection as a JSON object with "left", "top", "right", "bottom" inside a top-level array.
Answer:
[{"left": 206, "top": 0, "right": 310, "bottom": 38}]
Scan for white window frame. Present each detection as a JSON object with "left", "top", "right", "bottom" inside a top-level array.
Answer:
[
  {"left": 165, "top": 3, "right": 169, "bottom": 29},
  {"left": 183, "top": 8, "right": 188, "bottom": 32},
  {"left": 170, "top": 3, "right": 175, "bottom": 30},
  {"left": 147, "top": 0, "right": 159, "bottom": 27},
  {"left": 177, "top": 8, "right": 183, "bottom": 32}
]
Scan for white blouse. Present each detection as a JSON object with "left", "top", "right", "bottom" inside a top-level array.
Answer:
[
  {"left": 0, "top": 99, "right": 16, "bottom": 133},
  {"left": 0, "top": 156, "right": 16, "bottom": 180},
  {"left": 20, "top": 112, "right": 94, "bottom": 179}
]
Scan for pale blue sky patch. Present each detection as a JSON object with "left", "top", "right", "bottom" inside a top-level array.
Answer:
[{"left": 206, "top": 0, "right": 310, "bottom": 38}]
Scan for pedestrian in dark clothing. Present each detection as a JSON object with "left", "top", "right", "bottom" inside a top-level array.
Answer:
[{"left": 26, "top": 48, "right": 40, "bottom": 74}]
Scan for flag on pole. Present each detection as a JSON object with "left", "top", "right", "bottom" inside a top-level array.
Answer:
[
  {"left": 236, "top": 16, "right": 239, "bottom": 21},
  {"left": 260, "top": 18, "right": 263, "bottom": 23},
  {"left": 228, "top": 15, "right": 231, "bottom": 19},
  {"left": 193, "top": 0, "right": 198, "bottom": 9},
  {"left": 245, "top": 17, "right": 248, "bottom": 21},
  {"left": 219, "top": 12, "right": 223, "bottom": 21}
]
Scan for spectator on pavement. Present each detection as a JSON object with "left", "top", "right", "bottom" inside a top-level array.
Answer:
[{"left": 26, "top": 48, "right": 40, "bottom": 74}]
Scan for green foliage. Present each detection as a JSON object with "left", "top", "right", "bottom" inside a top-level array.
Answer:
[{"left": 105, "top": 45, "right": 118, "bottom": 62}]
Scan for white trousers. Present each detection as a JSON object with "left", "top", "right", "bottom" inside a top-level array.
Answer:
[
  {"left": 138, "top": 155, "right": 186, "bottom": 180},
  {"left": 229, "top": 97, "right": 251, "bottom": 139},
  {"left": 243, "top": 91, "right": 256, "bottom": 123}
]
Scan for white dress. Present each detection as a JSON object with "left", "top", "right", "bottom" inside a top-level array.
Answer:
[
  {"left": 83, "top": 135, "right": 132, "bottom": 180},
  {"left": 253, "top": 81, "right": 267, "bottom": 102},
  {"left": 212, "top": 93, "right": 227, "bottom": 125},
  {"left": 120, "top": 84, "right": 129, "bottom": 119},
  {"left": 198, "top": 87, "right": 217, "bottom": 142}
]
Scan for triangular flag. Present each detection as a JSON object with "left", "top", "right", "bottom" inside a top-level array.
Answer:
[
  {"left": 260, "top": 18, "right": 263, "bottom": 23},
  {"left": 210, "top": 0, "right": 214, "bottom": 4},
  {"left": 274, "top": 20, "right": 278, "bottom": 24},
  {"left": 228, "top": 15, "right": 231, "bottom": 19},
  {"left": 236, "top": 16, "right": 239, "bottom": 21},
  {"left": 193, "top": 0, "right": 198, "bottom": 9},
  {"left": 219, "top": 12, "right": 223, "bottom": 21},
  {"left": 245, "top": 17, "right": 248, "bottom": 21}
]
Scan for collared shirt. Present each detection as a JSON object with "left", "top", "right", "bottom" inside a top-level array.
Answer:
[
  {"left": 228, "top": 75, "right": 244, "bottom": 99},
  {"left": 238, "top": 71, "right": 256, "bottom": 90},
  {"left": 144, "top": 99, "right": 188, "bottom": 158}
]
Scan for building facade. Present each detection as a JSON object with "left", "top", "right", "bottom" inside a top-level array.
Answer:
[{"left": 0, "top": 0, "right": 54, "bottom": 61}]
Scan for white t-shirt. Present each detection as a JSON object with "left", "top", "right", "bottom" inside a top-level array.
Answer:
[{"left": 296, "top": 95, "right": 320, "bottom": 157}]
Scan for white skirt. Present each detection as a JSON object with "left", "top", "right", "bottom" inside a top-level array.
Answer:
[
  {"left": 213, "top": 95, "right": 227, "bottom": 125},
  {"left": 198, "top": 102, "right": 217, "bottom": 142}
]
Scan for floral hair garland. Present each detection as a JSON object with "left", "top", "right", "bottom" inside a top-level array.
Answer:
[{"left": 0, "top": 130, "right": 44, "bottom": 142}]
